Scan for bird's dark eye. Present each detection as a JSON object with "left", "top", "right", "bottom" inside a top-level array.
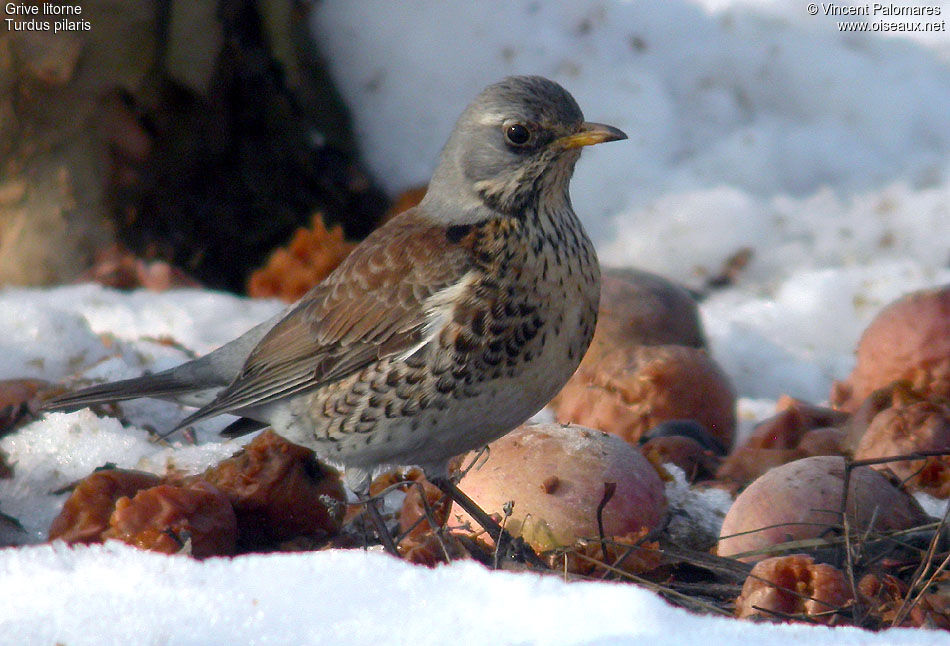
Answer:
[{"left": 504, "top": 123, "right": 531, "bottom": 146}]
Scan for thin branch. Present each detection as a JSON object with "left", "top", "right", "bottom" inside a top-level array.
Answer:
[
  {"left": 850, "top": 449, "right": 950, "bottom": 469},
  {"left": 596, "top": 482, "right": 616, "bottom": 569},
  {"left": 570, "top": 551, "right": 732, "bottom": 617},
  {"left": 892, "top": 502, "right": 950, "bottom": 627}
]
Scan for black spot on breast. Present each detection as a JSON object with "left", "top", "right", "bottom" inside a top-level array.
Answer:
[
  {"left": 454, "top": 333, "right": 479, "bottom": 354},
  {"left": 520, "top": 321, "right": 538, "bottom": 341},
  {"left": 436, "top": 376, "right": 455, "bottom": 394},
  {"left": 385, "top": 401, "right": 400, "bottom": 418},
  {"left": 359, "top": 410, "right": 377, "bottom": 424},
  {"left": 471, "top": 310, "right": 486, "bottom": 336},
  {"left": 480, "top": 278, "right": 499, "bottom": 293},
  {"left": 483, "top": 351, "right": 502, "bottom": 367},
  {"left": 405, "top": 354, "right": 426, "bottom": 369},
  {"left": 490, "top": 320, "right": 508, "bottom": 336},
  {"left": 446, "top": 224, "right": 472, "bottom": 243}
]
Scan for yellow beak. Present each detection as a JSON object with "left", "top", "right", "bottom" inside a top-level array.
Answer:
[{"left": 556, "top": 122, "right": 628, "bottom": 149}]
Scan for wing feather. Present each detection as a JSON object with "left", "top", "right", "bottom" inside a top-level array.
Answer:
[{"left": 174, "top": 211, "right": 474, "bottom": 429}]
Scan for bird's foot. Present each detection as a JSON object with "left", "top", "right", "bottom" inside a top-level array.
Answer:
[{"left": 430, "top": 475, "right": 547, "bottom": 570}]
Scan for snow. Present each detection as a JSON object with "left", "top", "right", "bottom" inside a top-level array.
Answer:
[
  {"left": 311, "top": 0, "right": 950, "bottom": 240},
  {"left": 662, "top": 465, "right": 733, "bottom": 548},
  {"left": 3, "top": 542, "right": 939, "bottom": 646},
  {"left": 0, "top": 0, "right": 949, "bottom": 643},
  {"left": 311, "top": 0, "right": 950, "bottom": 402}
]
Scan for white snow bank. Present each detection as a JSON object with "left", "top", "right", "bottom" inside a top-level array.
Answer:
[{"left": 0, "top": 542, "right": 941, "bottom": 646}]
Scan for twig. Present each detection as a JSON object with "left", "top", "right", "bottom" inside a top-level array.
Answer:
[
  {"left": 493, "top": 501, "right": 514, "bottom": 570},
  {"left": 848, "top": 449, "right": 950, "bottom": 469},
  {"left": 596, "top": 482, "right": 616, "bottom": 569},
  {"left": 364, "top": 497, "right": 400, "bottom": 558},
  {"left": 667, "top": 581, "right": 743, "bottom": 599},
  {"left": 459, "top": 446, "right": 490, "bottom": 478},
  {"left": 750, "top": 604, "right": 823, "bottom": 625},
  {"left": 411, "top": 478, "right": 454, "bottom": 563},
  {"left": 892, "top": 502, "right": 950, "bottom": 627},
  {"left": 718, "top": 519, "right": 843, "bottom": 542},
  {"left": 840, "top": 458, "right": 861, "bottom": 625},
  {"left": 430, "top": 476, "right": 547, "bottom": 570},
  {"left": 659, "top": 542, "right": 752, "bottom": 582},
  {"left": 570, "top": 551, "right": 732, "bottom": 617}
]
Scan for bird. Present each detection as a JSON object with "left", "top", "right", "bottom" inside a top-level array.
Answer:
[{"left": 43, "top": 76, "right": 627, "bottom": 502}]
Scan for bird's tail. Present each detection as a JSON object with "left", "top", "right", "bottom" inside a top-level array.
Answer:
[
  {"left": 39, "top": 311, "right": 284, "bottom": 416},
  {"left": 39, "top": 371, "right": 208, "bottom": 412}
]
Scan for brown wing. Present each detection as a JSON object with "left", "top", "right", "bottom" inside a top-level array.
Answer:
[{"left": 174, "top": 211, "right": 474, "bottom": 428}]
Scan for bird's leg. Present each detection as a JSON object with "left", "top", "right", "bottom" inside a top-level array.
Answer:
[
  {"left": 342, "top": 468, "right": 402, "bottom": 555},
  {"left": 406, "top": 479, "right": 454, "bottom": 563},
  {"left": 363, "top": 494, "right": 400, "bottom": 558},
  {"left": 429, "top": 475, "right": 547, "bottom": 570}
]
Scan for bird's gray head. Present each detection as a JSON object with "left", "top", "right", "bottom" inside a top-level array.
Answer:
[{"left": 421, "top": 76, "right": 627, "bottom": 221}]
